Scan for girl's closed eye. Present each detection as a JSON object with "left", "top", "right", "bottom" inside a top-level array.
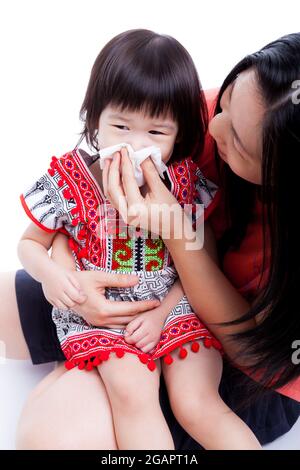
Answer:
[
  {"left": 112, "top": 125, "right": 165, "bottom": 136},
  {"left": 113, "top": 125, "right": 129, "bottom": 130}
]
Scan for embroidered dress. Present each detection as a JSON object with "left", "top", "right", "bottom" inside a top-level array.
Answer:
[{"left": 20, "top": 148, "right": 223, "bottom": 372}]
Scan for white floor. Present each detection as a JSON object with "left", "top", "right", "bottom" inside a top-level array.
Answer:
[{"left": 0, "top": 359, "right": 299, "bottom": 450}]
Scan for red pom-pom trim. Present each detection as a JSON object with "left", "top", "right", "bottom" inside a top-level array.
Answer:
[
  {"left": 78, "top": 229, "right": 87, "bottom": 240},
  {"left": 71, "top": 218, "right": 80, "bottom": 226},
  {"left": 212, "top": 338, "right": 222, "bottom": 350},
  {"left": 204, "top": 337, "right": 212, "bottom": 348},
  {"left": 92, "top": 356, "right": 101, "bottom": 367},
  {"left": 65, "top": 360, "right": 75, "bottom": 370},
  {"left": 86, "top": 361, "right": 94, "bottom": 371},
  {"left": 68, "top": 238, "right": 77, "bottom": 250},
  {"left": 179, "top": 347, "right": 188, "bottom": 359},
  {"left": 115, "top": 349, "right": 125, "bottom": 358},
  {"left": 139, "top": 354, "right": 149, "bottom": 364},
  {"left": 58, "top": 179, "right": 64, "bottom": 188},
  {"left": 99, "top": 351, "right": 110, "bottom": 361},
  {"left": 191, "top": 342, "right": 200, "bottom": 353},
  {"left": 147, "top": 360, "right": 156, "bottom": 371},
  {"left": 163, "top": 354, "right": 173, "bottom": 365},
  {"left": 63, "top": 188, "right": 73, "bottom": 199},
  {"left": 78, "top": 248, "right": 88, "bottom": 259},
  {"left": 48, "top": 168, "right": 55, "bottom": 177},
  {"left": 78, "top": 361, "right": 86, "bottom": 370}
]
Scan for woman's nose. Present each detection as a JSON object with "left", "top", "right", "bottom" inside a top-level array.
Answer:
[{"left": 209, "top": 112, "right": 228, "bottom": 144}]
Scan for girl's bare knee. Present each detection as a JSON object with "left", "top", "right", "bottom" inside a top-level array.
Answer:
[
  {"left": 99, "top": 357, "right": 161, "bottom": 410},
  {"left": 170, "top": 390, "right": 224, "bottom": 430}
]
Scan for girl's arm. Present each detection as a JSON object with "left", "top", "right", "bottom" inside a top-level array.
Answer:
[
  {"left": 17, "top": 223, "right": 86, "bottom": 310},
  {"left": 50, "top": 231, "right": 77, "bottom": 270},
  {"left": 18, "top": 223, "right": 64, "bottom": 283}
]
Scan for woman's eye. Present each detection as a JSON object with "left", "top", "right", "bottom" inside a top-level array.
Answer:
[{"left": 113, "top": 125, "right": 129, "bottom": 130}]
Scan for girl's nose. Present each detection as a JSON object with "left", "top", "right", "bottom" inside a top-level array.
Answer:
[{"left": 126, "top": 137, "right": 151, "bottom": 152}]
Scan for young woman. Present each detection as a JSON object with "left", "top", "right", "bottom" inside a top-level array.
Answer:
[{"left": 1, "top": 32, "right": 300, "bottom": 449}]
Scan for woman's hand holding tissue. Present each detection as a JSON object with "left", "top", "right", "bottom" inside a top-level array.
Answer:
[{"left": 103, "top": 147, "right": 181, "bottom": 238}]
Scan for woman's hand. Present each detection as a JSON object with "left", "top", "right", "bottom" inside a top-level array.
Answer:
[
  {"left": 64, "top": 270, "right": 160, "bottom": 329},
  {"left": 103, "top": 147, "right": 182, "bottom": 237}
]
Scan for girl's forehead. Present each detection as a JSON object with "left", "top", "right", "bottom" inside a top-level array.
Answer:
[{"left": 102, "top": 104, "right": 177, "bottom": 125}]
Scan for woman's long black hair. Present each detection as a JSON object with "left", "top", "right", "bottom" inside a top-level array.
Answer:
[
  {"left": 215, "top": 33, "right": 300, "bottom": 395},
  {"left": 75, "top": 29, "right": 208, "bottom": 163}
]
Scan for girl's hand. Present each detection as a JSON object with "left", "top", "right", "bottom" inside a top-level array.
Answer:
[
  {"left": 41, "top": 265, "right": 87, "bottom": 310},
  {"left": 60, "top": 270, "right": 160, "bottom": 329},
  {"left": 123, "top": 307, "right": 166, "bottom": 353},
  {"left": 103, "top": 148, "right": 182, "bottom": 237}
]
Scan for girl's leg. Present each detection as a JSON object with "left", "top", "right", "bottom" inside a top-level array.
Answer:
[
  {"left": 99, "top": 353, "right": 174, "bottom": 450},
  {"left": 162, "top": 341, "right": 261, "bottom": 450},
  {"left": 0, "top": 271, "right": 31, "bottom": 360},
  {"left": 16, "top": 362, "right": 118, "bottom": 450}
]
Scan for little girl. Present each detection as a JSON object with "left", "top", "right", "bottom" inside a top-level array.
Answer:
[{"left": 18, "top": 29, "right": 261, "bottom": 449}]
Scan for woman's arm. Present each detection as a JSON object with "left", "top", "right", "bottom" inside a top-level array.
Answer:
[{"left": 164, "top": 212, "right": 254, "bottom": 357}]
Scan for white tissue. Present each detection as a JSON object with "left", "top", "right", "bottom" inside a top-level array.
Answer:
[{"left": 99, "top": 143, "right": 167, "bottom": 187}]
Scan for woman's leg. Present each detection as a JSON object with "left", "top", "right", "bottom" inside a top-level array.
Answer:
[
  {"left": 162, "top": 341, "right": 261, "bottom": 450},
  {"left": 16, "top": 362, "right": 118, "bottom": 450},
  {"left": 0, "top": 271, "right": 31, "bottom": 360},
  {"left": 99, "top": 353, "right": 174, "bottom": 450}
]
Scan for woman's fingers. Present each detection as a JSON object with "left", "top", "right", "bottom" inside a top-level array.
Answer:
[
  {"left": 102, "top": 159, "right": 111, "bottom": 197},
  {"left": 107, "top": 152, "right": 128, "bottom": 220},
  {"left": 105, "top": 298, "right": 160, "bottom": 317},
  {"left": 92, "top": 270, "right": 140, "bottom": 288},
  {"left": 120, "top": 147, "right": 143, "bottom": 208},
  {"left": 140, "top": 157, "right": 163, "bottom": 192},
  {"left": 105, "top": 316, "right": 139, "bottom": 328}
]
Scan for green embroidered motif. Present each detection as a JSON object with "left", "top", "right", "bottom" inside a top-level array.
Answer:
[
  {"left": 145, "top": 238, "right": 164, "bottom": 271},
  {"left": 115, "top": 238, "right": 134, "bottom": 272}
]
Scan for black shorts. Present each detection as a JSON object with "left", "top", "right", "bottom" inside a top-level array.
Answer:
[{"left": 15, "top": 268, "right": 300, "bottom": 449}]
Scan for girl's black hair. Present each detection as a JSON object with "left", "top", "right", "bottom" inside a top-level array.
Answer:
[
  {"left": 75, "top": 29, "right": 208, "bottom": 163},
  {"left": 214, "top": 33, "right": 300, "bottom": 399}
]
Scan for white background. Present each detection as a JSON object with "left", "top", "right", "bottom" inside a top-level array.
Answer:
[{"left": 0, "top": 0, "right": 300, "bottom": 450}]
